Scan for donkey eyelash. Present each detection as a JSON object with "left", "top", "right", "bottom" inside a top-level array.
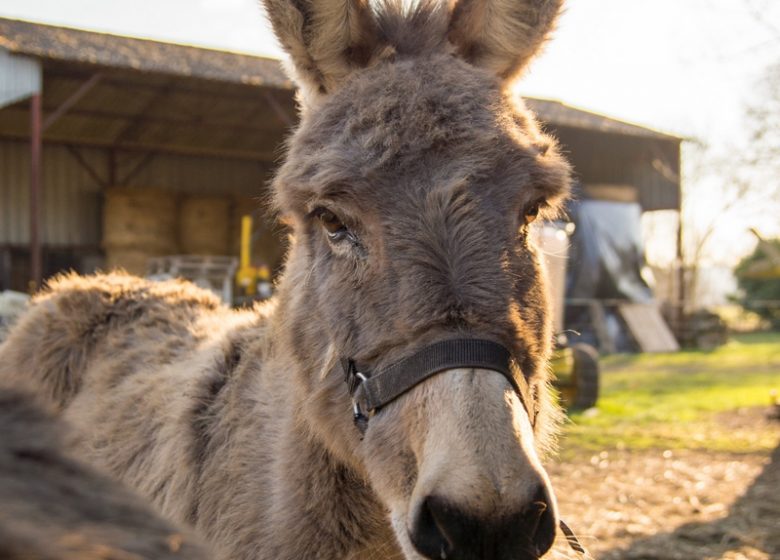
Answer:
[
  {"left": 522, "top": 199, "right": 544, "bottom": 225},
  {"left": 308, "top": 206, "right": 361, "bottom": 246},
  {"left": 517, "top": 198, "right": 548, "bottom": 230}
]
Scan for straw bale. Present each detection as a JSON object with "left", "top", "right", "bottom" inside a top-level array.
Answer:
[
  {"left": 179, "top": 196, "right": 230, "bottom": 256},
  {"left": 104, "top": 248, "right": 167, "bottom": 277},
  {"left": 102, "top": 187, "right": 177, "bottom": 252}
]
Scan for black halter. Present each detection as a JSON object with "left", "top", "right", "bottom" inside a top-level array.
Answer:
[{"left": 341, "top": 338, "right": 524, "bottom": 433}]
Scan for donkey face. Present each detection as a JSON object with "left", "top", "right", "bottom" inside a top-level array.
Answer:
[{"left": 266, "top": 1, "right": 570, "bottom": 558}]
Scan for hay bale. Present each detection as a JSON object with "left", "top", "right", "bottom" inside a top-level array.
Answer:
[
  {"left": 104, "top": 248, "right": 168, "bottom": 277},
  {"left": 179, "top": 197, "right": 230, "bottom": 256},
  {"left": 103, "top": 187, "right": 177, "bottom": 253}
]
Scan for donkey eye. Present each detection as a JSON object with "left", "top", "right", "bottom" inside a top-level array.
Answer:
[
  {"left": 523, "top": 199, "right": 544, "bottom": 225},
  {"left": 313, "top": 207, "right": 349, "bottom": 240}
]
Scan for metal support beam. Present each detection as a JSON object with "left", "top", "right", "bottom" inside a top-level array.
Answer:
[
  {"left": 66, "top": 145, "right": 108, "bottom": 188},
  {"left": 42, "top": 73, "right": 102, "bottom": 132},
  {"left": 108, "top": 149, "right": 117, "bottom": 186},
  {"left": 0, "top": 247, "right": 11, "bottom": 291},
  {"left": 113, "top": 82, "right": 174, "bottom": 145},
  {"left": 30, "top": 93, "right": 43, "bottom": 291},
  {"left": 33, "top": 104, "right": 287, "bottom": 135},
  {"left": 47, "top": 68, "right": 282, "bottom": 103},
  {"left": 676, "top": 209, "right": 685, "bottom": 334},
  {"left": 674, "top": 142, "right": 685, "bottom": 337},
  {"left": 120, "top": 151, "right": 157, "bottom": 185},
  {"left": 0, "top": 131, "right": 277, "bottom": 163}
]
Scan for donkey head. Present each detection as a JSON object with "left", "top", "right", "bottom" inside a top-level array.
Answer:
[{"left": 266, "top": 0, "right": 571, "bottom": 558}]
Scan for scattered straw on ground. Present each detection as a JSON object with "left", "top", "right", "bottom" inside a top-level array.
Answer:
[{"left": 546, "top": 410, "right": 779, "bottom": 559}]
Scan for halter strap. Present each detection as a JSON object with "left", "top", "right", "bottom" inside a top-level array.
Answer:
[
  {"left": 559, "top": 519, "right": 594, "bottom": 559},
  {"left": 342, "top": 338, "right": 524, "bottom": 432}
]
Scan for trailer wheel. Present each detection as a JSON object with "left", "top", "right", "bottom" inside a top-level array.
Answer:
[{"left": 570, "top": 343, "right": 599, "bottom": 409}]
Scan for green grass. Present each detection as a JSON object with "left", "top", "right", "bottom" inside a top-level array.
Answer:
[{"left": 559, "top": 332, "right": 780, "bottom": 454}]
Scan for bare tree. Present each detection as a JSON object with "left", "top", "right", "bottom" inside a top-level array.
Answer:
[
  {"left": 680, "top": 62, "right": 780, "bottom": 308},
  {"left": 679, "top": 141, "right": 756, "bottom": 310},
  {"left": 744, "top": 61, "right": 780, "bottom": 194},
  {"left": 679, "top": 0, "right": 780, "bottom": 309}
]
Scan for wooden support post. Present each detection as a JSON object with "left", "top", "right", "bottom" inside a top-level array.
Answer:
[
  {"left": 30, "top": 93, "right": 43, "bottom": 291},
  {"left": 676, "top": 209, "right": 685, "bottom": 338}
]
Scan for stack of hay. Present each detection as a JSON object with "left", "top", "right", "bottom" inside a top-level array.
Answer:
[
  {"left": 103, "top": 190, "right": 284, "bottom": 277},
  {"left": 102, "top": 187, "right": 178, "bottom": 276},
  {"left": 179, "top": 196, "right": 230, "bottom": 256}
]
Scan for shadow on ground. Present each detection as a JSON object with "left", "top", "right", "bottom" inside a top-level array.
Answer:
[{"left": 601, "top": 443, "right": 780, "bottom": 560}]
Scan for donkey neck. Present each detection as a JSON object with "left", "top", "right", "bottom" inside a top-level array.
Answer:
[
  {"left": 255, "top": 398, "right": 398, "bottom": 559},
  {"left": 200, "top": 287, "right": 400, "bottom": 559}
]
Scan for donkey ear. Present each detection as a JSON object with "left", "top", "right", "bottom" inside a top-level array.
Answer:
[
  {"left": 261, "top": 0, "right": 378, "bottom": 99},
  {"left": 447, "top": 0, "right": 564, "bottom": 81}
]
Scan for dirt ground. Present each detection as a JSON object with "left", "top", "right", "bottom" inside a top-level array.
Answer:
[{"left": 546, "top": 408, "right": 780, "bottom": 560}]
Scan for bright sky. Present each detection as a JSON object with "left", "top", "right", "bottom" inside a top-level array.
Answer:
[
  {"left": 1, "top": 0, "right": 779, "bottom": 272},
  {"left": 2, "top": 0, "right": 777, "bottom": 142}
]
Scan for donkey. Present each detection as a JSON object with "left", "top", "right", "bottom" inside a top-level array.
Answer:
[
  {"left": 0, "top": 0, "right": 573, "bottom": 558},
  {"left": 0, "top": 387, "right": 210, "bottom": 560}
]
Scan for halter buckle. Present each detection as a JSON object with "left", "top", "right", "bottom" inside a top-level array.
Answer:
[
  {"left": 352, "top": 372, "right": 370, "bottom": 434},
  {"left": 344, "top": 361, "right": 370, "bottom": 434}
]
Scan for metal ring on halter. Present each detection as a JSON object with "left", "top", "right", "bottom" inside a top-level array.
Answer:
[{"left": 351, "top": 372, "right": 370, "bottom": 431}]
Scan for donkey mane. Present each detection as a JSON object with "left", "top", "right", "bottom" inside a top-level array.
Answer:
[{"left": 373, "top": 0, "right": 450, "bottom": 57}]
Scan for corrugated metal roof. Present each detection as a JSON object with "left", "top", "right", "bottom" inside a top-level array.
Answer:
[
  {"left": 0, "top": 60, "right": 296, "bottom": 162},
  {"left": 0, "top": 17, "right": 681, "bottom": 142},
  {"left": 555, "top": 126, "right": 680, "bottom": 211},
  {"left": 526, "top": 98, "right": 681, "bottom": 142},
  {"left": 0, "top": 17, "right": 291, "bottom": 89}
]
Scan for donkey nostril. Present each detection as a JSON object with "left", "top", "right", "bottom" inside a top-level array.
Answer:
[
  {"left": 409, "top": 496, "right": 454, "bottom": 560},
  {"left": 526, "top": 485, "right": 556, "bottom": 556}
]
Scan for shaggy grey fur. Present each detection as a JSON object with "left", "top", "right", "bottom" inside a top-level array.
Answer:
[
  {"left": 0, "top": 388, "right": 210, "bottom": 560},
  {"left": 0, "top": 1, "right": 571, "bottom": 558}
]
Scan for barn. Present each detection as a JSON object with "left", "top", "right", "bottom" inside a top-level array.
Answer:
[{"left": 0, "top": 17, "right": 682, "bottom": 347}]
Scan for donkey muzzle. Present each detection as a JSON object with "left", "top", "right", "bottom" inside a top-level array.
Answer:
[
  {"left": 397, "top": 365, "right": 557, "bottom": 560},
  {"left": 409, "top": 484, "right": 557, "bottom": 560}
]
